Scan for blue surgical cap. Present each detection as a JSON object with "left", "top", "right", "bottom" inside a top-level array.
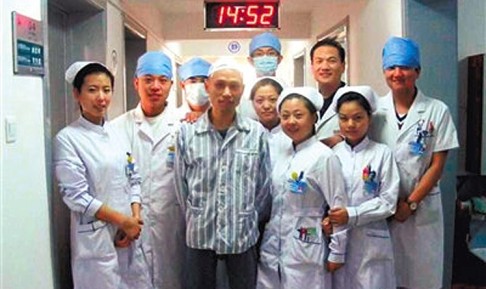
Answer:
[
  {"left": 249, "top": 32, "right": 281, "bottom": 55},
  {"left": 135, "top": 51, "right": 173, "bottom": 78},
  {"left": 178, "top": 57, "right": 211, "bottom": 81},
  {"left": 382, "top": 36, "right": 421, "bottom": 70}
]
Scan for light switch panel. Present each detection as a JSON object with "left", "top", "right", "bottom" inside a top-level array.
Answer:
[{"left": 5, "top": 116, "right": 17, "bottom": 143}]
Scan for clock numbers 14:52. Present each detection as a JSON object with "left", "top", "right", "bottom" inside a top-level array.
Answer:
[{"left": 217, "top": 5, "right": 275, "bottom": 25}]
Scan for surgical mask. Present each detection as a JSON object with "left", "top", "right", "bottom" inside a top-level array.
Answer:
[
  {"left": 184, "top": 83, "right": 209, "bottom": 106},
  {"left": 253, "top": 56, "right": 278, "bottom": 76}
]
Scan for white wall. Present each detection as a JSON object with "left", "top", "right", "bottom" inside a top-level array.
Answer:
[
  {"left": 356, "top": 0, "right": 403, "bottom": 95},
  {"left": 121, "top": 0, "right": 181, "bottom": 112},
  {"left": 307, "top": 0, "right": 366, "bottom": 87},
  {"left": 458, "top": 0, "right": 486, "bottom": 59},
  {"left": 164, "top": 0, "right": 403, "bottom": 108},
  {"left": 164, "top": 39, "right": 309, "bottom": 95},
  {"left": 1, "top": 1, "right": 54, "bottom": 288},
  {"left": 307, "top": 0, "right": 402, "bottom": 94}
]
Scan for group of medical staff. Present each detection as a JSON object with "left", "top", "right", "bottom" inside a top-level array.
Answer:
[{"left": 53, "top": 31, "right": 459, "bottom": 289}]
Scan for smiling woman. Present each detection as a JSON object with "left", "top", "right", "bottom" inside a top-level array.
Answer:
[
  {"left": 73, "top": 71, "right": 113, "bottom": 125},
  {"left": 53, "top": 61, "right": 148, "bottom": 289},
  {"left": 258, "top": 86, "right": 349, "bottom": 289}
]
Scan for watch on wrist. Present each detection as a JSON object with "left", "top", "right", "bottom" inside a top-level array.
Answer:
[{"left": 407, "top": 199, "right": 418, "bottom": 212}]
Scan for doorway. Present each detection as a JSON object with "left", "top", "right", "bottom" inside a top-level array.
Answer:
[
  {"left": 47, "top": 1, "right": 107, "bottom": 288},
  {"left": 124, "top": 20, "right": 146, "bottom": 111}
]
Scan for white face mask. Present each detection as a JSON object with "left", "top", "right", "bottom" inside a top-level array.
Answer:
[{"left": 184, "top": 82, "right": 209, "bottom": 106}]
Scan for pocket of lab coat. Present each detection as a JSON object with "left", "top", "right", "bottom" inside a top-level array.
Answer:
[
  {"left": 287, "top": 217, "right": 325, "bottom": 266},
  {"left": 363, "top": 228, "right": 393, "bottom": 261},
  {"left": 74, "top": 220, "right": 116, "bottom": 260},
  {"left": 414, "top": 190, "right": 441, "bottom": 227}
]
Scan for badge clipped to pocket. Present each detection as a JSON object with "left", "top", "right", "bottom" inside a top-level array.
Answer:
[
  {"left": 294, "top": 226, "right": 320, "bottom": 244},
  {"left": 166, "top": 145, "right": 175, "bottom": 168},
  {"left": 125, "top": 152, "right": 136, "bottom": 177},
  {"left": 409, "top": 119, "right": 434, "bottom": 156},
  {"left": 288, "top": 171, "right": 307, "bottom": 194},
  {"left": 362, "top": 165, "right": 379, "bottom": 195}
]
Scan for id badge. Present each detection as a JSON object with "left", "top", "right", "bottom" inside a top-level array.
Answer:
[
  {"left": 288, "top": 171, "right": 307, "bottom": 194},
  {"left": 409, "top": 120, "right": 434, "bottom": 156},
  {"left": 125, "top": 152, "right": 135, "bottom": 177},
  {"left": 362, "top": 165, "right": 379, "bottom": 195},
  {"left": 166, "top": 145, "right": 175, "bottom": 168},
  {"left": 294, "top": 226, "right": 320, "bottom": 244}
]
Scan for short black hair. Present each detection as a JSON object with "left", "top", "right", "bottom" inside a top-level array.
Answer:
[
  {"left": 73, "top": 63, "right": 114, "bottom": 92},
  {"left": 310, "top": 37, "right": 346, "bottom": 63},
  {"left": 336, "top": 92, "right": 373, "bottom": 116},
  {"left": 250, "top": 78, "right": 284, "bottom": 100}
]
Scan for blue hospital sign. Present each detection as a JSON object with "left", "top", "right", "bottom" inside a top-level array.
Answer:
[
  {"left": 12, "top": 12, "right": 45, "bottom": 76},
  {"left": 228, "top": 41, "right": 241, "bottom": 54}
]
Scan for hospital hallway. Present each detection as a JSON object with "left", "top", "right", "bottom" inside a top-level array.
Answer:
[{"left": 1, "top": 0, "right": 485, "bottom": 288}]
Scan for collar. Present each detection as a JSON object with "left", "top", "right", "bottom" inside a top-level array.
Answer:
[
  {"left": 133, "top": 102, "right": 175, "bottom": 124},
  {"left": 293, "top": 135, "right": 318, "bottom": 152},
  {"left": 78, "top": 115, "right": 108, "bottom": 134},
  {"left": 270, "top": 124, "right": 282, "bottom": 135},
  {"left": 320, "top": 81, "right": 346, "bottom": 99},
  {"left": 195, "top": 110, "right": 251, "bottom": 134},
  {"left": 344, "top": 136, "right": 369, "bottom": 153},
  {"left": 383, "top": 88, "right": 427, "bottom": 113}
]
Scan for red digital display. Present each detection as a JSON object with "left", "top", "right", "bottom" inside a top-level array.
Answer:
[{"left": 205, "top": 1, "right": 280, "bottom": 30}]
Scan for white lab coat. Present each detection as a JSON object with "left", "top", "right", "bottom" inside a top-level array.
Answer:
[
  {"left": 265, "top": 125, "right": 291, "bottom": 169},
  {"left": 257, "top": 136, "right": 348, "bottom": 289},
  {"left": 315, "top": 107, "right": 339, "bottom": 141},
  {"left": 332, "top": 137, "right": 399, "bottom": 289},
  {"left": 370, "top": 90, "right": 459, "bottom": 289},
  {"left": 54, "top": 116, "right": 145, "bottom": 289},
  {"left": 112, "top": 104, "right": 185, "bottom": 289}
]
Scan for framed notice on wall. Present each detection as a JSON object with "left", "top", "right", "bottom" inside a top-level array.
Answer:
[{"left": 12, "top": 11, "right": 45, "bottom": 76}]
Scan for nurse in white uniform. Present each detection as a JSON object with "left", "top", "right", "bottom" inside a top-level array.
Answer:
[
  {"left": 54, "top": 62, "right": 144, "bottom": 289},
  {"left": 249, "top": 76, "right": 290, "bottom": 168},
  {"left": 370, "top": 37, "right": 459, "bottom": 289},
  {"left": 257, "top": 87, "right": 348, "bottom": 289},
  {"left": 329, "top": 86, "right": 399, "bottom": 289}
]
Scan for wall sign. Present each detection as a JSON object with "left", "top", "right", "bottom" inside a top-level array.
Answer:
[
  {"left": 227, "top": 41, "right": 241, "bottom": 54},
  {"left": 12, "top": 12, "right": 44, "bottom": 76}
]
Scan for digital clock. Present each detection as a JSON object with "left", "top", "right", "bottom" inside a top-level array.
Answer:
[{"left": 204, "top": 0, "right": 280, "bottom": 30}]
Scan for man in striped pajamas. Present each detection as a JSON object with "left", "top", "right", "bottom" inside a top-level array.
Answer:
[{"left": 175, "top": 59, "right": 272, "bottom": 289}]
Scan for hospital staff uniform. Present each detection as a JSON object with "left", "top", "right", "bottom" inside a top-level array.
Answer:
[
  {"left": 265, "top": 125, "right": 290, "bottom": 169},
  {"left": 315, "top": 83, "right": 345, "bottom": 141},
  {"left": 315, "top": 107, "right": 339, "bottom": 141},
  {"left": 112, "top": 103, "right": 185, "bottom": 289},
  {"left": 257, "top": 136, "right": 348, "bottom": 289},
  {"left": 332, "top": 137, "right": 399, "bottom": 289},
  {"left": 54, "top": 116, "right": 143, "bottom": 289},
  {"left": 370, "top": 90, "right": 459, "bottom": 289}
]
